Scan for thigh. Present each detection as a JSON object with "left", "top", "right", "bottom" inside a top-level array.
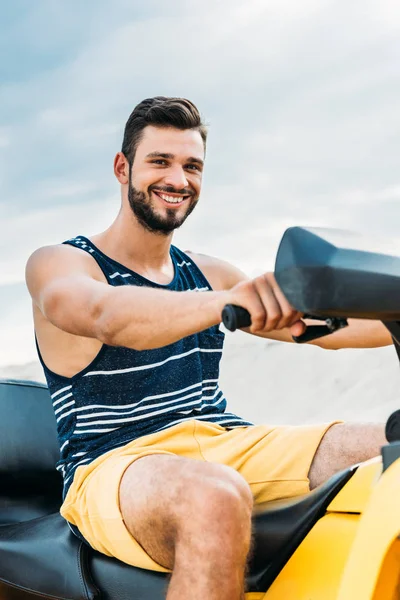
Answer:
[
  {"left": 61, "top": 440, "right": 251, "bottom": 572},
  {"left": 61, "top": 449, "right": 175, "bottom": 572},
  {"left": 119, "top": 453, "right": 252, "bottom": 570},
  {"left": 308, "top": 422, "right": 385, "bottom": 488}
]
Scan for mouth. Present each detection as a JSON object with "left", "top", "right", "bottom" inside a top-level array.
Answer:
[{"left": 152, "top": 190, "right": 191, "bottom": 207}]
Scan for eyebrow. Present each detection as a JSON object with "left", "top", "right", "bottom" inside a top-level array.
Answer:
[{"left": 145, "top": 152, "right": 204, "bottom": 167}]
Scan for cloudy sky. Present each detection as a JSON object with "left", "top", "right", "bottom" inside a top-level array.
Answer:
[{"left": 1, "top": 0, "right": 400, "bottom": 366}]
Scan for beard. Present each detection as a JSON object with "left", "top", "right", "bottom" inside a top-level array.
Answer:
[{"left": 127, "top": 178, "right": 198, "bottom": 236}]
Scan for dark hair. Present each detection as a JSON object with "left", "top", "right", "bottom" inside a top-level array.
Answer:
[{"left": 121, "top": 96, "right": 207, "bottom": 164}]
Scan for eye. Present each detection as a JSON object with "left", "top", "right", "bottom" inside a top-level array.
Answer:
[
  {"left": 151, "top": 159, "right": 168, "bottom": 166},
  {"left": 185, "top": 163, "right": 201, "bottom": 171}
]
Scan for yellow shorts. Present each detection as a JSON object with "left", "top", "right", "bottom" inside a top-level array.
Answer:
[{"left": 61, "top": 419, "right": 338, "bottom": 572}]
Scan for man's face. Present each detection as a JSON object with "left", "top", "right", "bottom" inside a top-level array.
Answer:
[{"left": 128, "top": 125, "right": 205, "bottom": 235}]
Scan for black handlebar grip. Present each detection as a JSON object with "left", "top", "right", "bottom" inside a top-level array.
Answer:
[
  {"left": 222, "top": 305, "right": 252, "bottom": 332},
  {"left": 222, "top": 307, "right": 342, "bottom": 342}
]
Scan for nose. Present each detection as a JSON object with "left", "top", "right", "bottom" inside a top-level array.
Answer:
[{"left": 163, "top": 165, "right": 189, "bottom": 191}]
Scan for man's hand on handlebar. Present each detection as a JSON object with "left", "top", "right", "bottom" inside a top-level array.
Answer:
[{"left": 225, "top": 273, "right": 306, "bottom": 336}]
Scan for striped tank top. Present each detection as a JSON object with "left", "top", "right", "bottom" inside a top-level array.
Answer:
[{"left": 37, "top": 236, "right": 252, "bottom": 497}]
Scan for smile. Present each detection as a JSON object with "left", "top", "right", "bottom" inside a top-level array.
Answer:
[{"left": 152, "top": 191, "right": 190, "bottom": 206}]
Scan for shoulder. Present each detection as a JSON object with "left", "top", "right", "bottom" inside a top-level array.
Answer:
[
  {"left": 25, "top": 243, "right": 104, "bottom": 286},
  {"left": 184, "top": 250, "right": 249, "bottom": 291}
]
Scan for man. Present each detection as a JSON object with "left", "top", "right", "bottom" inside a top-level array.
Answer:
[{"left": 26, "top": 96, "right": 391, "bottom": 600}]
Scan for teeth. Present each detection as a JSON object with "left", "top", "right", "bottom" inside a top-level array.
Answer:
[{"left": 159, "top": 193, "right": 184, "bottom": 204}]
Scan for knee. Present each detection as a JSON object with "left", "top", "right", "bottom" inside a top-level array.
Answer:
[{"left": 181, "top": 466, "right": 253, "bottom": 535}]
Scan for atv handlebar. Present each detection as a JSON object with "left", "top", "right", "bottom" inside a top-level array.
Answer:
[{"left": 221, "top": 304, "right": 349, "bottom": 344}]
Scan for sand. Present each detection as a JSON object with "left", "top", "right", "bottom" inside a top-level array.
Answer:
[{"left": 1, "top": 330, "right": 398, "bottom": 427}]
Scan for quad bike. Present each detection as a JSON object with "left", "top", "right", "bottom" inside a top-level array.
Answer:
[{"left": 1, "top": 226, "right": 400, "bottom": 600}]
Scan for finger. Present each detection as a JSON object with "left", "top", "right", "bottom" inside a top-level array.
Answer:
[
  {"left": 267, "top": 274, "right": 301, "bottom": 329},
  {"left": 260, "top": 273, "right": 297, "bottom": 330},
  {"left": 247, "top": 293, "right": 268, "bottom": 333},
  {"left": 290, "top": 320, "right": 307, "bottom": 338},
  {"left": 253, "top": 276, "right": 282, "bottom": 331},
  {"left": 230, "top": 280, "right": 267, "bottom": 332}
]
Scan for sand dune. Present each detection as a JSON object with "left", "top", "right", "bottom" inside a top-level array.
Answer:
[{"left": 1, "top": 332, "right": 398, "bottom": 427}]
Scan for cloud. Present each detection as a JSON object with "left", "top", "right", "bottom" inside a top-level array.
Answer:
[{"left": 0, "top": 195, "right": 119, "bottom": 285}]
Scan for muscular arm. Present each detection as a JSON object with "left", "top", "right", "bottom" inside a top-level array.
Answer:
[
  {"left": 187, "top": 252, "right": 393, "bottom": 350},
  {"left": 26, "top": 245, "right": 230, "bottom": 351}
]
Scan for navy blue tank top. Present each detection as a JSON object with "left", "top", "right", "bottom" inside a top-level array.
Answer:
[{"left": 37, "top": 236, "right": 252, "bottom": 497}]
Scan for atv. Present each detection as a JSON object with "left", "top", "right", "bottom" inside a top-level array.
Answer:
[{"left": 1, "top": 226, "right": 400, "bottom": 599}]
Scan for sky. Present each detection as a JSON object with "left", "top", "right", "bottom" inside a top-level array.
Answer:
[{"left": 1, "top": 0, "right": 400, "bottom": 366}]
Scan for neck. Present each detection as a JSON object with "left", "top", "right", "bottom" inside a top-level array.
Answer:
[{"left": 92, "top": 206, "right": 174, "bottom": 272}]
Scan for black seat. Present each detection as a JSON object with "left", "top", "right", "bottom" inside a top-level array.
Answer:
[{"left": 0, "top": 379, "right": 356, "bottom": 598}]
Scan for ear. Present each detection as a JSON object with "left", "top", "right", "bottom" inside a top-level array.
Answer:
[{"left": 114, "top": 152, "right": 129, "bottom": 184}]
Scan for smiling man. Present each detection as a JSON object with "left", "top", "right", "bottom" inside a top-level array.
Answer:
[{"left": 26, "top": 96, "right": 391, "bottom": 600}]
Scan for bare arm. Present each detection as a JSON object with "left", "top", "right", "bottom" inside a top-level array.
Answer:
[
  {"left": 305, "top": 317, "right": 392, "bottom": 349},
  {"left": 248, "top": 316, "right": 392, "bottom": 349},
  {"left": 26, "top": 245, "right": 230, "bottom": 351}
]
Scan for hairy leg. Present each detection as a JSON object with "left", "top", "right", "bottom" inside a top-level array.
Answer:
[
  {"left": 119, "top": 455, "right": 253, "bottom": 600},
  {"left": 308, "top": 422, "right": 386, "bottom": 489}
]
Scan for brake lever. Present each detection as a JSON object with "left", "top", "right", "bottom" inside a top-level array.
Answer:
[{"left": 293, "top": 315, "right": 349, "bottom": 344}]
